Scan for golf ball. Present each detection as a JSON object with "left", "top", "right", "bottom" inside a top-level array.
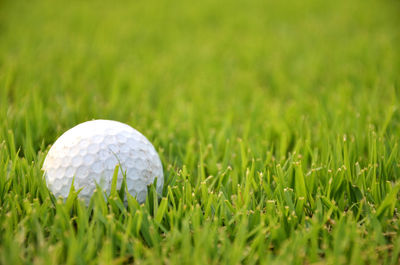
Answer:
[{"left": 42, "top": 120, "right": 163, "bottom": 203}]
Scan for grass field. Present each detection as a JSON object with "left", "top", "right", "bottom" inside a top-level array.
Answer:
[{"left": 1, "top": 0, "right": 400, "bottom": 264}]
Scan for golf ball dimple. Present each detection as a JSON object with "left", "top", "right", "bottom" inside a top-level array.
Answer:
[{"left": 42, "top": 120, "right": 164, "bottom": 204}]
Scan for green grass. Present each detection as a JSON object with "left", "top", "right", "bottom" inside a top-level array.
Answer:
[{"left": 1, "top": 0, "right": 400, "bottom": 264}]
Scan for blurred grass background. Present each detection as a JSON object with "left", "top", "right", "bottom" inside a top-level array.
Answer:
[
  {"left": 1, "top": 0, "right": 400, "bottom": 264},
  {"left": 1, "top": 0, "right": 399, "bottom": 154}
]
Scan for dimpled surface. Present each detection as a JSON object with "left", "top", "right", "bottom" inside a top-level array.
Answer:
[{"left": 42, "top": 120, "right": 163, "bottom": 203}]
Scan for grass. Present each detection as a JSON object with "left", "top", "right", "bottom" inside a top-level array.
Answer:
[{"left": 1, "top": 0, "right": 400, "bottom": 264}]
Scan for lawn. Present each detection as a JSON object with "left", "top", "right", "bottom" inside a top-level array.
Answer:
[{"left": 1, "top": 0, "right": 400, "bottom": 264}]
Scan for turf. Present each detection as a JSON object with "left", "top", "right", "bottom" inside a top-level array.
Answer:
[{"left": 1, "top": 0, "right": 400, "bottom": 264}]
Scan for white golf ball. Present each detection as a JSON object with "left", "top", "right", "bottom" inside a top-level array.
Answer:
[{"left": 42, "top": 120, "right": 163, "bottom": 204}]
